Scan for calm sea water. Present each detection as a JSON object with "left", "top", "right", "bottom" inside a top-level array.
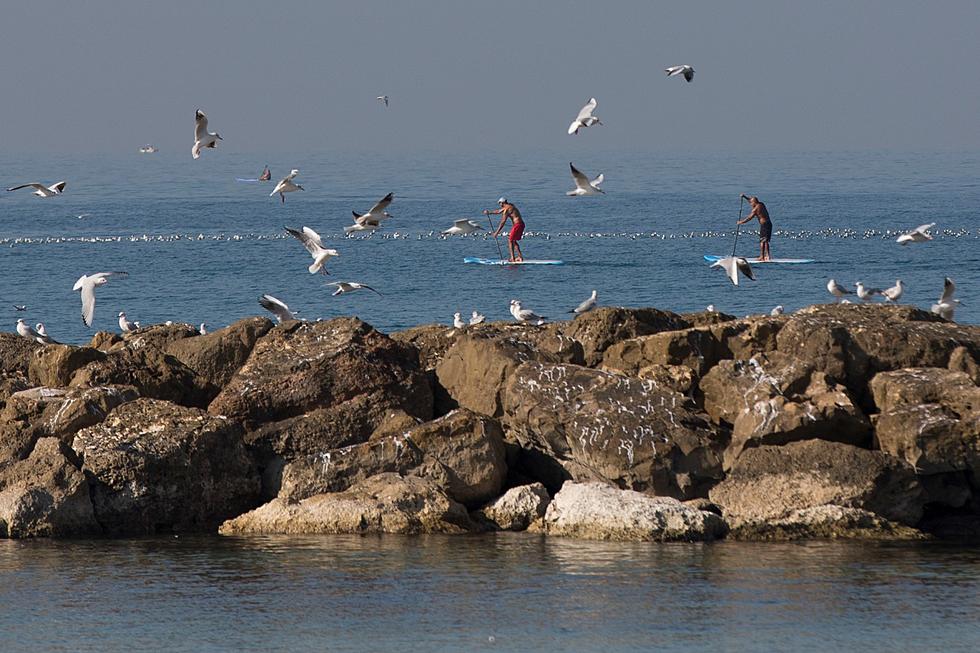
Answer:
[
  {"left": 1, "top": 150, "right": 978, "bottom": 344},
  {"left": 1, "top": 535, "right": 978, "bottom": 652}
]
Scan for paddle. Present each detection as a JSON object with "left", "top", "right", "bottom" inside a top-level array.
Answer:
[
  {"left": 486, "top": 210, "right": 504, "bottom": 260},
  {"left": 732, "top": 195, "right": 745, "bottom": 257}
]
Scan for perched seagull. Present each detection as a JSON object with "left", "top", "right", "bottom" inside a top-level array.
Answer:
[
  {"left": 7, "top": 181, "right": 67, "bottom": 197},
  {"left": 35, "top": 322, "right": 60, "bottom": 345},
  {"left": 705, "top": 304, "right": 716, "bottom": 313},
  {"left": 567, "top": 163, "right": 604, "bottom": 196},
  {"left": 855, "top": 282, "right": 883, "bottom": 302},
  {"left": 710, "top": 256, "right": 755, "bottom": 286},
  {"left": 665, "top": 65, "right": 695, "bottom": 82},
  {"left": 192, "top": 109, "right": 222, "bottom": 159},
  {"left": 442, "top": 219, "right": 484, "bottom": 235},
  {"left": 327, "top": 282, "right": 382, "bottom": 296},
  {"left": 73, "top": 272, "right": 128, "bottom": 327},
  {"left": 258, "top": 294, "right": 296, "bottom": 323},
  {"left": 118, "top": 311, "right": 137, "bottom": 333},
  {"left": 568, "top": 97, "right": 602, "bottom": 135},
  {"left": 13, "top": 304, "right": 26, "bottom": 311},
  {"left": 199, "top": 323, "right": 208, "bottom": 335},
  {"left": 896, "top": 223, "right": 935, "bottom": 245},
  {"left": 931, "top": 277, "right": 962, "bottom": 321},
  {"left": 882, "top": 280, "right": 905, "bottom": 303},
  {"left": 284, "top": 226, "right": 339, "bottom": 274},
  {"left": 15, "top": 318, "right": 39, "bottom": 340},
  {"left": 453, "top": 312, "right": 465, "bottom": 329},
  {"left": 271, "top": 169, "right": 303, "bottom": 203},
  {"left": 827, "top": 279, "right": 853, "bottom": 302},
  {"left": 770, "top": 305, "right": 784, "bottom": 316},
  {"left": 570, "top": 290, "right": 598, "bottom": 314},
  {"left": 469, "top": 310, "right": 485, "bottom": 325},
  {"left": 353, "top": 192, "right": 394, "bottom": 223},
  {"left": 377, "top": 95, "right": 389, "bottom": 107},
  {"left": 511, "top": 300, "right": 546, "bottom": 325}
]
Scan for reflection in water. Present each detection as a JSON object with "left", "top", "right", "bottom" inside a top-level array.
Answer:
[{"left": 2, "top": 535, "right": 978, "bottom": 652}]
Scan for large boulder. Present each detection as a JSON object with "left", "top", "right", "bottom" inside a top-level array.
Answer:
[
  {"left": 728, "top": 505, "right": 926, "bottom": 541},
  {"left": 72, "top": 398, "right": 260, "bottom": 535},
  {"left": 709, "top": 440, "right": 926, "bottom": 528},
  {"left": 0, "top": 332, "right": 40, "bottom": 376},
  {"left": 390, "top": 323, "right": 459, "bottom": 371},
  {"left": 474, "top": 482, "right": 550, "bottom": 531},
  {"left": 501, "top": 362, "right": 725, "bottom": 499},
  {"left": 28, "top": 345, "right": 106, "bottom": 387},
  {"left": 544, "top": 307, "right": 691, "bottom": 367},
  {"left": 219, "top": 473, "right": 475, "bottom": 535},
  {"left": 537, "top": 481, "right": 727, "bottom": 541},
  {"left": 165, "top": 317, "right": 273, "bottom": 390},
  {"left": 69, "top": 344, "right": 209, "bottom": 407},
  {"left": 0, "top": 437, "right": 100, "bottom": 538}
]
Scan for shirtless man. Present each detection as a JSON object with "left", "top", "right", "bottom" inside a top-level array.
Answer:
[
  {"left": 737, "top": 194, "right": 773, "bottom": 261},
  {"left": 484, "top": 197, "right": 525, "bottom": 262}
]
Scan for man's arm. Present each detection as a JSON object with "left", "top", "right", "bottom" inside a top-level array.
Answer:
[
  {"left": 492, "top": 215, "right": 508, "bottom": 237},
  {"left": 737, "top": 206, "right": 760, "bottom": 225}
]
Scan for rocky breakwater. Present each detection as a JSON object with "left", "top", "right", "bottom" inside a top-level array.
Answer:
[{"left": 1, "top": 304, "right": 978, "bottom": 541}]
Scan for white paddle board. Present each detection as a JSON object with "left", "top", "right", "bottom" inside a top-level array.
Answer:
[
  {"left": 703, "top": 255, "right": 815, "bottom": 264},
  {"left": 464, "top": 257, "right": 564, "bottom": 266}
]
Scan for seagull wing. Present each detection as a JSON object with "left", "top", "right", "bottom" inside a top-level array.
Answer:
[
  {"left": 939, "top": 277, "right": 956, "bottom": 304},
  {"left": 916, "top": 222, "right": 936, "bottom": 234},
  {"left": 710, "top": 256, "right": 740, "bottom": 286},
  {"left": 736, "top": 257, "right": 755, "bottom": 281},
  {"left": 7, "top": 183, "right": 46, "bottom": 192},
  {"left": 194, "top": 110, "right": 209, "bottom": 141},
  {"left": 684, "top": 68, "right": 694, "bottom": 82},
  {"left": 576, "top": 98, "right": 597, "bottom": 122},
  {"left": 79, "top": 279, "right": 97, "bottom": 326},
  {"left": 591, "top": 173, "right": 604, "bottom": 187},
  {"left": 569, "top": 163, "right": 592, "bottom": 190},
  {"left": 258, "top": 294, "right": 294, "bottom": 321},
  {"left": 367, "top": 192, "right": 394, "bottom": 215},
  {"left": 359, "top": 284, "right": 383, "bottom": 296},
  {"left": 284, "top": 226, "right": 323, "bottom": 257},
  {"left": 50, "top": 181, "right": 67, "bottom": 193},
  {"left": 90, "top": 271, "right": 129, "bottom": 284},
  {"left": 665, "top": 66, "right": 681, "bottom": 76}
]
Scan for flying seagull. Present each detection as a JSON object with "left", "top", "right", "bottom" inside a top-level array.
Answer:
[
  {"left": 284, "top": 226, "right": 339, "bottom": 275},
  {"left": 567, "top": 163, "right": 604, "bottom": 196},
  {"left": 469, "top": 310, "right": 485, "bottom": 325},
  {"left": 570, "top": 290, "right": 598, "bottom": 314},
  {"left": 192, "top": 109, "right": 222, "bottom": 159},
  {"left": 73, "top": 272, "right": 128, "bottom": 327},
  {"left": 327, "top": 282, "right": 381, "bottom": 296},
  {"left": 442, "top": 219, "right": 484, "bottom": 235},
  {"left": 271, "top": 169, "right": 303, "bottom": 203},
  {"left": 511, "top": 299, "right": 546, "bottom": 325},
  {"left": 7, "top": 181, "right": 66, "bottom": 197},
  {"left": 13, "top": 305, "right": 26, "bottom": 311},
  {"left": 35, "top": 322, "right": 60, "bottom": 345},
  {"left": 344, "top": 215, "right": 382, "bottom": 235},
  {"left": 15, "top": 318, "right": 39, "bottom": 340},
  {"left": 377, "top": 95, "right": 389, "bottom": 107},
  {"left": 896, "top": 223, "right": 935, "bottom": 245},
  {"left": 665, "top": 65, "right": 695, "bottom": 82},
  {"left": 710, "top": 256, "right": 755, "bottom": 286},
  {"left": 882, "top": 279, "right": 905, "bottom": 303},
  {"left": 258, "top": 294, "right": 296, "bottom": 323},
  {"left": 931, "top": 277, "right": 962, "bottom": 320},
  {"left": 568, "top": 97, "right": 602, "bottom": 135},
  {"left": 827, "top": 279, "right": 853, "bottom": 302},
  {"left": 353, "top": 192, "right": 394, "bottom": 224}
]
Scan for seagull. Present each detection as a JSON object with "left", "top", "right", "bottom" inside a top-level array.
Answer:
[
  {"left": 896, "top": 223, "right": 935, "bottom": 245},
  {"left": 377, "top": 95, "right": 389, "bottom": 107},
  {"left": 567, "top": 163, "right": 604, "bottom": 196},
  {"left": 469, "top": 310, "right": 485, "bottom": 325},
  {"left": 344, "top": 215, "right": 382, "bottom": 235},
  {"left": 882, "top": 280, "right": 904, "bottom": 303},
  {"left": 35, "top": 322, "right": 60, "bottom": 345},
  {"left": 931, "top": 277, "right": 962, "bottom": 320},
  {"left": 199, "top": 323, "right": 208, "bottom": 335},
  {"left": 192, "top": 109, "right": 222, "bottom": 159},
  {"left": 855, "top": 282, "right": 883, "bottom": 301},
  {"left": 353, "top": 192, "right": 394, "bottom": 224},
  {"left": 570, "top": 290, "right": 597, "bottom": 314},
  {"left": 568, "top": 97, "right": 602, "bottom": 135},
  {"left": 453, "top": 312, "right": 465, "bottom": 329},
  {"left": 710, "top": 256, "right": 755, "bottom": 286},
  {"left": 770, "top": 305, "right": 784, "bottom": 316},
  {"left": 511, "top": 300, "right": 546, "bottom": 325},
  {"left": 327, "top": 282, "right": 382, "bottom": 296},
  {"left": 271, "top": 169, "right": 303, "bottom": 203},
  {"left": 73, "top": 272, "right": 128, "bottom": 327},
  {"left": 706, "top": 305, "right": 716, "bottom": 313},
  {"left": 442, "top": 219, "right": 484, "bottom": 235},
  {"left": 118, "top": 311, "right": 137, "bottom": 333},
  {"left": 284, "top": 226, "right": 339, "bottom": 274},
  {"left": 665, "top": 65, "right": 695, "bottom": 82},
  {"left": 827, "top": 279, "right": 853, "bottom": 302},
  {"left": 258, "top": 294, "right": 296, "bottom": 323},
  {"left": 7, "top": 181, "right": 67, "bottom": 197},
  {"left": 15, "top": 319, "right": 39, "bottom": 340},
  {"left": 12, "top": 305, "right": 26, "bottom": 311}
]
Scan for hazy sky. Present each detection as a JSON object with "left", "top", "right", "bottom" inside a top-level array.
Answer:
[{"left": 2, "top": 0, "right": 978, "bottom": 153}]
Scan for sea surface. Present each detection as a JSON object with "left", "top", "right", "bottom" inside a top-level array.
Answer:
[
  {"left": 1, "top": 149, "right": 978, "bottom": 344},
  {"left": 1, "top": 535, "right": 979, "bottom": 652}
]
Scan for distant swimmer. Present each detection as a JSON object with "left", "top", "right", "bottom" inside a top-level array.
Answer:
[
  {"left": 484, "top": 197, "right": 525, "bottom": 262},
  {"left": 259, "top": 165, "right": 271, "bottom": 182},
  {"left": 737, "top": 194, "right": 773, "bottom": 261}
]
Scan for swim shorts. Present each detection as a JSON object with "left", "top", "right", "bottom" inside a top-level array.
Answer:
[
  {"left": 509, "top": 221, "right": 525, "bottom": 243},
  {"left": 759, "top": 220, "right": 772, "bottom": 243}
]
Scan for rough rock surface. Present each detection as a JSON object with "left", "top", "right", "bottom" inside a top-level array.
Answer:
[
  {"left": 538, "top": 481, "right": 727, "bottom": 541},
  {"left": 69, "top": 344, "right": 208, "bottom": 407},
  {"left": 0, "top": 332, "right": 41, "bottom": 376},
  {"left": 474, "top": 482, "right": 549, "bottom": 531},
  {"left": 219, "top": 473, "right": 474, "bottom": 535},
  {"left": 165, "top": 317, "right": 273, "bottom": 391},
  {"left": 709, "top": 440, "right": 925, "bottom": 527},
  {"left": 28, "top": 345, "right": 106, "bottom": 387},
  {"left": 544, "top": 307, "right": 690, "bottom": 367},
  {"left": 502, "top": 362, "right": 725, "bottom": 498},
  {"left": 72, "top": 398, "right": 259, "bottom": 535},
  {"left": 728, "top": 505, "right": 927, "bottom": 541}
]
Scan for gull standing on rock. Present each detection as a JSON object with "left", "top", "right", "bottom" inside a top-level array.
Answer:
[
  {"left": 469, "top": 310, "right": 485, "bottom": 325},
  {"left": 15, "top": 319, "right": 39, "bottom": 340},
  {"left": 192, "top": 110, "right": 222, "bottom": 159},
  {"left": 855, "top": 282, "right": 882, "bottom": 301},
  {"left": 567, "top": 163, "right": 604, "bottom": 196},
  {"left": 271, "top": 170, "right": 303, "bottom": 203},
  {"left": 285, "top": 226, "right": 339, "bottom": 275},
  {"left": 568, "top": 97, "right": 602, "bottom": 135},
  {"left": 258, "top": 294, "right": 296, "bottom": 323},
  {"left": 199, "top": 323, "right": 208, "bottom": 335},
  {"left": 827, "top": 279, "right": 853, "bottom": 302},
  {"left": 73, "top": 272, "right": 128, "bottom": 327},
  {"left": 931, "top": 277, "right": 961, "bottom": 320},
  {"left": 770, "top": 305, "right": 784, "bottom": 316},
  {"left": 665, "top": 65, "right": 695, "bottom": 82},
  {"left": 511, "top": 300, "right": 546, "bottom": 325},
  {"left": 896, "top": 223, "right": 935, "bottom": 245},
  {"left": 327, "top": 282, "right": 382, "bottom": 296},
  {"left": 710, "top": 256, "right": 755, "bottom": 286},
  {"left": 35, "top": 322, "right": 60, "bottom": 345},
  {"left": 442, "top": 219, "right": 484, "bottom": 235},
  {"left": 882, "top": 280, "right": 905, "bottom": 303},
  {"left": 570, "top": 290, "right": 598, "bottom": 314},
  {"left": 118, "top": 311, "right": 137, "bottom": 332},
  {"left": 7, "top": 181, "right": 67, "bottom": 197},
  {"left": 453, "top": 312, "right": 465, "bottom": 329}
]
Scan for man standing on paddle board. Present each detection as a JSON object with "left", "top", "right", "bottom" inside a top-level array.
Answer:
[
  {"left": 484, "top": 197, "right": 525, "bottom": 262},
  {"left": 737, "top": 194, "right": 772, "bottom": 261}
]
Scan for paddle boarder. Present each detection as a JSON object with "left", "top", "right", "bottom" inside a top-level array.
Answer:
[
  {"left": 737, "top": 194, "right": 772, "bottom": 261},
  {"left": 259, "top": 165, "right": 271, "bottom": 182},
  {"left": 484, "top": 197, "right": 525, "bottom": 262}
]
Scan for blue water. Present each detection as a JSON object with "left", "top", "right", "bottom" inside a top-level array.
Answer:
[
  {"left": 1, "top": 150, "right": 978, "bottom": 344},
  {"left": 1, "top": 535, "right": 978, "bottom": 652}
]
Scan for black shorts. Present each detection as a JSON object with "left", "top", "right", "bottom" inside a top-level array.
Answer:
[{"left": 759, "top": 221, "right": 772, "bottom": 243}]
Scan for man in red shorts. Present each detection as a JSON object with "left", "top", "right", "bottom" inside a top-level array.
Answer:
[{"left": 484, "top": 197, "right": 525, "bottom": 262}]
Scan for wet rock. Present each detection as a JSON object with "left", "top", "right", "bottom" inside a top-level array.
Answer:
[
  {"left": 28, "top": 345, "right": 106, "bottom": 387},
  {"left": 537, "top": 481, "right": 727, "bottom": 541},
  {"left": 474, "top": 482, "right": 549, "bottom": 531},
  {"left": 728, "top": 505, "right": 927, "bottom": 541},
  {"left": 72, "top": 398, "right": 260, "bottom": 535},
  {"left": 219, "top": 473, "right": 475, "bottom": 535},
  {"left": 501, "top": 362, "right": 725, "bottom": 499},
  {"left": 165, "top": 317, "right": 273, "bottom": 390}
]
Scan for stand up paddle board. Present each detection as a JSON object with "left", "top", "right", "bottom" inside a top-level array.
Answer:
[
  {"left": 703, "top": 255, "right": 815, "bottom": 264},
  {"left": 464, "top": 257, "right": 563, "bottom": 266},
  {"left": 235, "top": 178, "right": 260, "bottom": 183}
]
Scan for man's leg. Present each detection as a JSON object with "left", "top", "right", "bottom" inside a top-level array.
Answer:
[
  {"left": 508, "top": 240, "right": 516, "bottom": 262},
  {"left": 514, "top": 241, "right": 524, "bottom": 262}
]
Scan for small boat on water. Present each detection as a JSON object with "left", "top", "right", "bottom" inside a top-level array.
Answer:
[{"left": 139, "top": 145, "right": 159, "bottom": 153}]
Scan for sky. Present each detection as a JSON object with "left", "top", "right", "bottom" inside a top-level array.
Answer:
[{"left": 1, "top": 0, "right": 978, "bottom": 154}]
